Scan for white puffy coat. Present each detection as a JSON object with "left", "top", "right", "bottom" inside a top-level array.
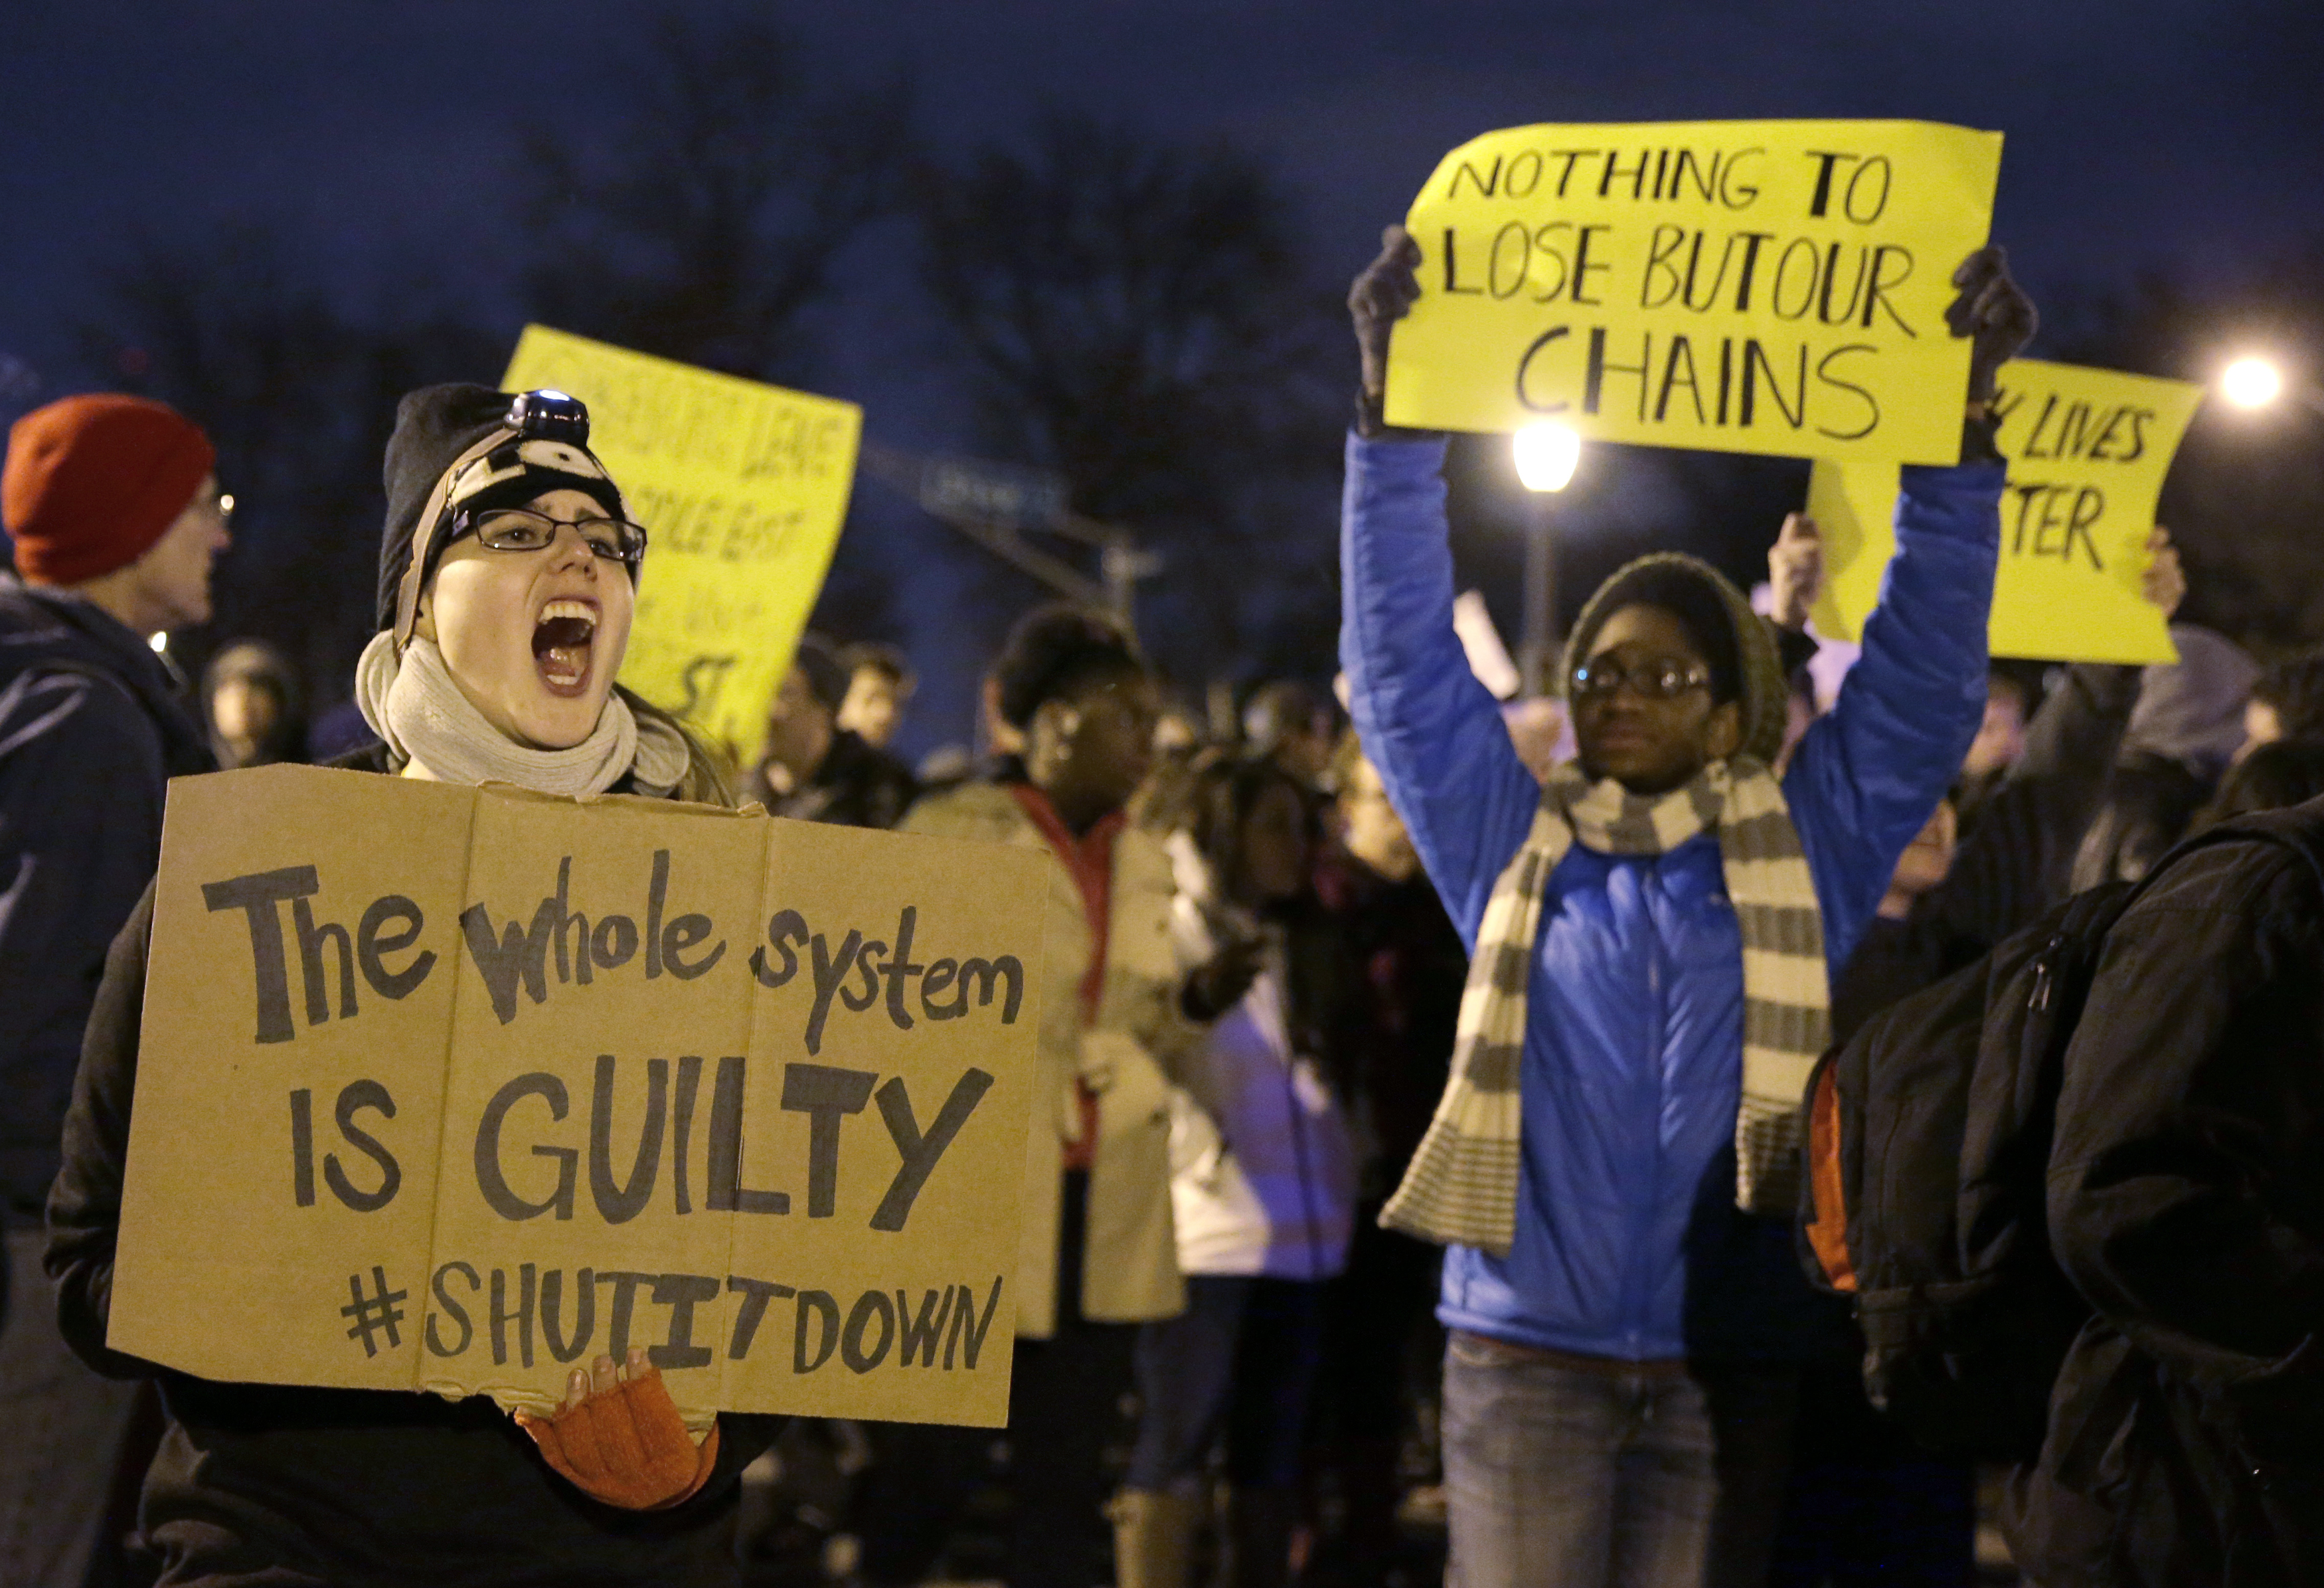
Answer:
[{"left": 1166, "top": 863, "right": 1357, "bottom": 1281}]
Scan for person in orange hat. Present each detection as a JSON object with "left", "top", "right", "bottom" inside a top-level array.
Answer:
[{"left": 0, "top": 392, "right": 226, "bottom": 1583}]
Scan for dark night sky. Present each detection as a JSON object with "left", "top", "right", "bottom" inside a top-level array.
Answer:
[{"left": 5, "top": 0, "right": 2321, "bottom": 747}]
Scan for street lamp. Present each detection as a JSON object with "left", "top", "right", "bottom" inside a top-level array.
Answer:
[
  {"left": 2221, "top": 356, "right": 2285, "bottom": 410},
  {"left": 1513, "top": 421, "right": 1580, "bottom": 697},
  {"left": 2216, "top": 353, "right": 2324, "bottom": 420}
]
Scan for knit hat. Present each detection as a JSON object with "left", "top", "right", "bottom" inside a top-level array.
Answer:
[
  {"left": 3, "top": 395, "right": 216, "bottom": 586},
  {"left": 376, "top": 384, "right": 628, "bottom": 640},
  {"left": 1562, "top": 553, "right": 1789, "bottom": 766}
]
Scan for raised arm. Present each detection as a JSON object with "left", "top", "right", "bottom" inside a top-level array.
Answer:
[
  {"left": 1339, "top": 227, "right": 1544, "bottom": 945},
  {"left": 1923, "top": 530, "right": 2182, "bottom": 944},
  {"left": 1784, "top": 246, "right": 2033, "bottom": 962}
]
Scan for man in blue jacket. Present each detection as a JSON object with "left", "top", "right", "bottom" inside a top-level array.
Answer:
[{"left": 1340, "top": 228, "right": 2031, "bottom": 1588}]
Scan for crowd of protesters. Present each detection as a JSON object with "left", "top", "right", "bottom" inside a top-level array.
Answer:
[{"left": 0, "top": 223, "right": 2319, "bottom": 1588}]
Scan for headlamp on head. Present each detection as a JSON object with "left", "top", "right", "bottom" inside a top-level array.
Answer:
[
  {"left": 507, "top": 389, "right": 590, "bottom": 448},
  {"left": 390, "top": 388, "right": 626, "bottom": 652}
]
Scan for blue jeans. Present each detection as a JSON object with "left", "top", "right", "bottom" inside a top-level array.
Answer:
[
  {"left": 1442, "top": 1331, "right": 1718, "bottom": 1588},
  {"left": 1126, "top": 1275, "right": 1326, "bottom": 1492}
]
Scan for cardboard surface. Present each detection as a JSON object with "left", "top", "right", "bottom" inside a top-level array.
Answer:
[
  {"left": 113, "top": 766, "right": 1045, "bottom": 1427},
  {"left": 1384, "top": 120, "right": 2001, "bottom": 464},
  {"left": 501, "top": 327, "right": 861, "bottom": 763},
  {"left": 1809, "top": 358, "right": 2202, "bottom": 663}
]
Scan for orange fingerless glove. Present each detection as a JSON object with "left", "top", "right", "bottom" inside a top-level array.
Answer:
[{"left": 516, "top": 1366, "right": 720, "bottom": 1510}]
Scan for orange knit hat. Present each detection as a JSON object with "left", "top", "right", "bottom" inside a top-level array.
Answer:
[{"left": 3, "top": 394, "right": 216, "bottom": 586}]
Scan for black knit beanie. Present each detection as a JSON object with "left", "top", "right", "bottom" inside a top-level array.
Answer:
[{"left": 374, "top": 384, "right": 627, "bottom": 634}]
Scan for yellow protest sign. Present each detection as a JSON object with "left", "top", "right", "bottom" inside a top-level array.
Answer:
[
  {"left": 112, "top": 766, "right": 1046, "bottom": 1427},
  {"left": 1384, "top": 120, "right": 2001, "bottom": 464},
  {"left": 501, "top": 328, "right": 861, "bottom": 764},
  {"left": 1808, "top": 359, "right": 2202, "bottom": 664}
]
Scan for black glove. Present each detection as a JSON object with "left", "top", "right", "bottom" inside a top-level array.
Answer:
[
  {"left": 1347, "top": 225, "right": 1426, "bottom": 436},
  {"left": 1181, "top": 936, "right": 1266, "bottom": 1023},
  {"left": 1946, "top": 244, "right": 2038, "bottom": 404}
]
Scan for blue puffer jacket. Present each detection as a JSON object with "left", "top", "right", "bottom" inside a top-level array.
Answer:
[{"left": 1341, "top": 433, "right": 2001, "bottom": 1362}]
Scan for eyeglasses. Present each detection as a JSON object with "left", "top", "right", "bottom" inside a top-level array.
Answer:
[
  {"left": 1568, "top": 654, "right": 1711, "bottom": 701},
  {"left": 449, "top": 507, "right": 647, "bottom": 568}
]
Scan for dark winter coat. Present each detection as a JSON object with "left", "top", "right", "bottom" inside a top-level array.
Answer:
[
  {"left": 45, "top": 742, "right": 778, "bottom": 1588},
  {"left": 2005, "top": 819, "right": 2324, "bottom": 1587},
  {"left": 0, "top": 576, "right": 210, "bottom": 1210},
  {"left": 1311, "top": 846, "right": 1467, "bottom": 1202},
  {"left": 748, "top": 728, "right": 918, "bottom": 830},
  {"left": 1834, "top": 661, "right": 2145, "bottom": 1046}
]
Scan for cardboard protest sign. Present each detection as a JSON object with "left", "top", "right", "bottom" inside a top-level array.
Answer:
[
  {"left": 501, "top": 328, "right": 861, "bottom": 763},
  {"left": 1808, "top": 359, "right": 2202, "bottom": 664},
  {"left": 1385, "top": 120, "right": 2001, "bottom": 464},
  {"left": 112, "top": 766, "right": 1045, "bottom": 1427}
]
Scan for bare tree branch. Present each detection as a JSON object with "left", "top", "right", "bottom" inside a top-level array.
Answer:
[
  {"left": 914, "top": 112, "right": 1345, "bottom": 677},
  {"left": 519, "top": 10, "right": 910, "bottom": 383}
]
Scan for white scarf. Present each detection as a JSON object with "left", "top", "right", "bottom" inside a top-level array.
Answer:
[{"left": 355, "top": 630, "right": 687, "bottom": 798}]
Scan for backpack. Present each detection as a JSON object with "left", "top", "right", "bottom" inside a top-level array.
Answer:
[{"left": 1797, "top": 806, "right": 2324, "bottom": 1464}]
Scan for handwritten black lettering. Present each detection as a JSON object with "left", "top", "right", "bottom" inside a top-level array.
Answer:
[
  {"left": 588, "top": 1055, "right": 667, "bottom": 1225},
  {"left": 426, "top": 1261, "right": 477, "bottom": 1357},
  {"left": 785, "top": 1063, "right": 876, "bottom": 1217},
  {"left": 706, "top": 1055, "right": 788, "bottom": 1214},
  {"left": 205, "top": 865, "right": 317, "bottom": 1044},
  {"left": 726, "top": 1275, "right": 795, "bottom": 1360},
  {"left": 648, "top": 1273, "right": 720, "bottom": 1370},
  {"left": 324, "top": 1080, "right": 400, "bottom": 1213},
  {"left": 795, "top": 1290, "right": 841, "bottom": 1373},
  {"left": 870, "top": 1069, "right": 995, "bottom": 1233},
  {"left": 475, "top": 1073, "right": 576, "bottom": 1221}
]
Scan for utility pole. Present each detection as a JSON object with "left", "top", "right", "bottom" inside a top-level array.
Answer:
[{"left": 859, "top": 443, "right": 1162, "bottom": 637}]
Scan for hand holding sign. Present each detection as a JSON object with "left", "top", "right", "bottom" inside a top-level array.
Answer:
[
  {"left": 112, "top": 766, "right": 1047, "bottom": 1429},
  {"left": 1351, "top": 225, "right": 1426, "bottom": 430},
  {"left": 1382, "top": 120, "right": 2003, "bottom": 462},
  {"left": 1767, "top": 513, "right": 1826, "bottom": 630},
  {"left": 2141, "top": 527, "right": 2187, "bottom": 620},
  {"left": 1948, "top": 246, "right": 2038, "bottom": 404},
  {"left": 516, "top": 1348, "right": 718, "bottom": 1510}
]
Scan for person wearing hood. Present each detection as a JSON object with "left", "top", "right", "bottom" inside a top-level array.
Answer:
[
  {"left": 201, "top": 637, "right": 309, "bottom": 768},
  {"left": 0, "top": 392, "right": 223, "bottom": 1586},
  {"left": 1340, "top": 229, "right": 2029, "bottom": 1588},
  {"left": 46, "top": 385, "right": 773, "bottom": 1587}
]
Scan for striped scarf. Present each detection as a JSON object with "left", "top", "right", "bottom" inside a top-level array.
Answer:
[{"left": 1380, "top": 756, "right": 1827, "bottom": 1255}]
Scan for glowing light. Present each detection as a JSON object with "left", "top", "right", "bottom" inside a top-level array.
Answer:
[
  {"left": 2222, "top": 356, "right": 2285, "bottom": 410},
  {"left": 149, "top": 632, "right": 169, "bottom": 653},
  {"left": 1513, "top": 421, "right": 1582, "bottom": 493}
]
